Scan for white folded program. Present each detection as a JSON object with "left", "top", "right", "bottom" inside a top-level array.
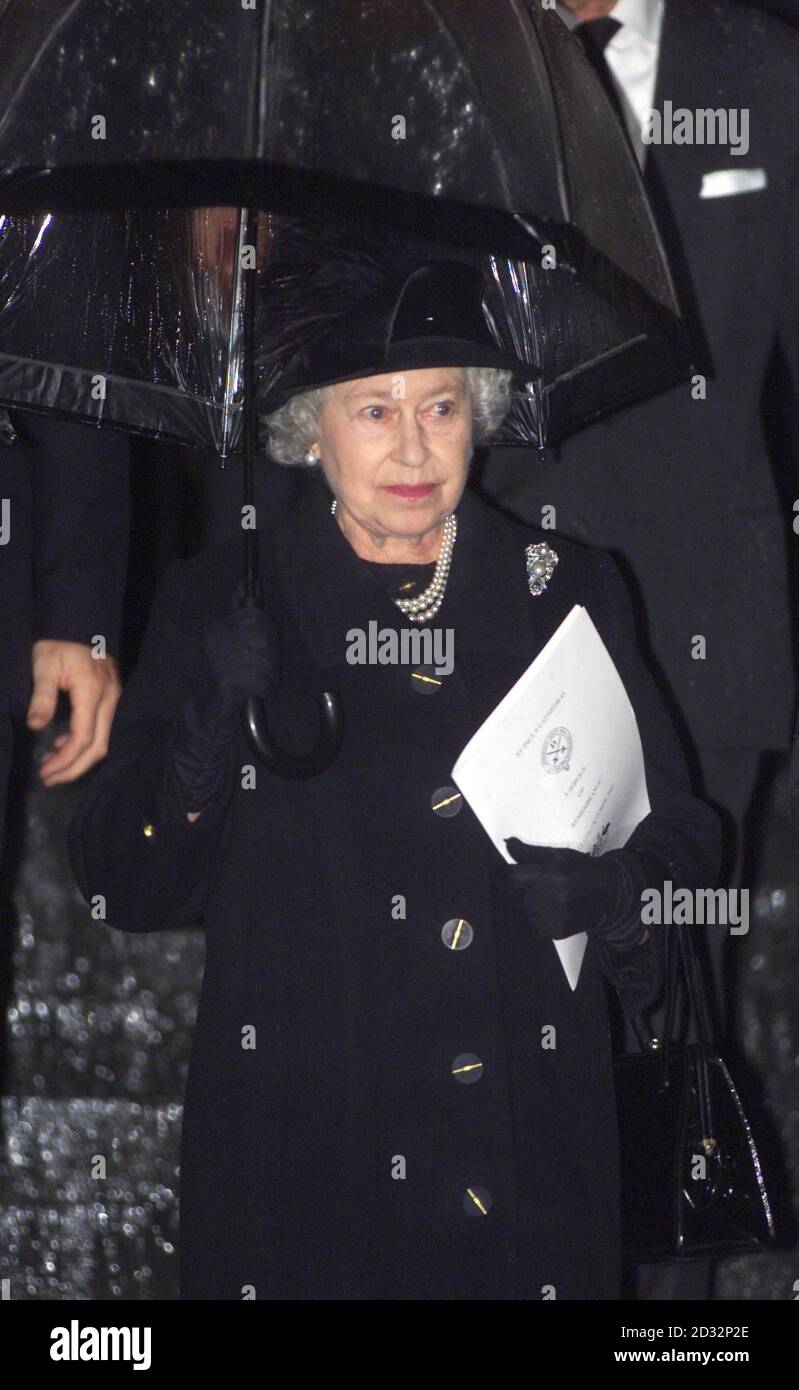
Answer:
[{"left": 452, "top": 605, "right": 652, "bottom": 990}]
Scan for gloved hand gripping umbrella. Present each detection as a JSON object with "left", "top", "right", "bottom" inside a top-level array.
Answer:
[{"left": 0, "top": 0, "right": 691, "bottom": 775}]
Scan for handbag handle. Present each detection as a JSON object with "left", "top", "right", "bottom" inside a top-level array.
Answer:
[
  {"left": 629, "top": 918, "right": 715, "bottom": 1051},
  {"left": 628, "top": 919, "right": 718, "bottom": 1155},
  {"left": 675, "top": 922, "right": 717, "bottom": 1156}
]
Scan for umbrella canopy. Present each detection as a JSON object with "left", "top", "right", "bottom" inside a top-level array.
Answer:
[
  {"left": 0, "top": 0, "right": 646, "bottom": 257},
  {"left": 0, "top": 0, "right": 690, "bottom": 454}
]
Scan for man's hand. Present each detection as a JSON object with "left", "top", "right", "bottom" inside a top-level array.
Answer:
[{"left": 27, "top": 640, "right": 122, "bottom": 786}]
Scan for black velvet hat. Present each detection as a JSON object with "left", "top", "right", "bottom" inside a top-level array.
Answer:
[{"left": 257, "top": 225, "right": 540, "bottom": 413}]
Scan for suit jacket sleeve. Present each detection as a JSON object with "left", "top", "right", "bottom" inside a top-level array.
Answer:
[
  {"left": 586, "top": 547, "right": 723, "bottom": 1017},
  {"left": 20, "top": 413, "right": 131, "bottom": 656},
  {"left": 67, "top": 556, "right": 233, "bottom": 933}
]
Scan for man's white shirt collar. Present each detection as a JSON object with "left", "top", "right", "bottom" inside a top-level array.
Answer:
[{"left": 556, "top": 0, "right": 664, "bottom": 47}]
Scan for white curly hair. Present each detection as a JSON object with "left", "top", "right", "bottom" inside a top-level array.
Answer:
[{"left": 262, "top": 366, "right": 513, "bottom": 466}]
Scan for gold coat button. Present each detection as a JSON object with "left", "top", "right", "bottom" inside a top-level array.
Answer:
[
  {"left": 451, "top": 1053, "right": 483, "bottom": 1084},
  {"left": 441, "top": 918, "right": 473, "bottom": 951},
  {"left": 431, "top": 786, "right": 462, "bottom": 817},
  {"left": 142, "top": 822, "right": 156, "bottom": 839},
  {"left": 411, "top": 664, "right": 444, "bottom": 695},
  {"left": 463, "top": 1186, "right": 493, "bottom": 1217}
]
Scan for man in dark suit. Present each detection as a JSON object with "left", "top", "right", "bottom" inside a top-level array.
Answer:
[
  {"left": 481, "top": 0, "right": 799, "bottom": 1297},
  {"left": 0, "top": 410, "right": 130, "bottom": 854}
]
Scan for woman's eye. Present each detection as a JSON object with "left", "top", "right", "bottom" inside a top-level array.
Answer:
[{"left": 360, "top": 400, "right": 455, "bottom": 422}]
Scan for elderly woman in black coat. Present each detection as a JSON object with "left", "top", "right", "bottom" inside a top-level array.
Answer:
[{"left": 69, "top": 245, "right": 720, "bottom": 1301}]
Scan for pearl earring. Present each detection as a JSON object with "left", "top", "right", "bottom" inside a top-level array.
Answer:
[
  {"left": 304, "top": 449, "right": 318, "bottom": 466},
  {"left": 330, "top": 497, "right": 338, "bottom": 516}
]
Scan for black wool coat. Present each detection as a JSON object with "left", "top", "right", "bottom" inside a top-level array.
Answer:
[{"left": 68, "top": 477, "right": 721, "bottom": 1301}]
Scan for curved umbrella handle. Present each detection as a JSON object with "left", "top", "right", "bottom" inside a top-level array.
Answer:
[{"left": 243, "top": 690, "right": 343, "bottom": 779}]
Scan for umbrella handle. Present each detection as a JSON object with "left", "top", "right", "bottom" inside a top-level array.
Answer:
[
  {"left": 242, "top": 689, "right": 344, "bottom": 779},
  {"left": 239, "top": 568, "right": 344, "bottom": 777},
  {"left": 239, "top": 544, "right": 344, "bottom": 778}
]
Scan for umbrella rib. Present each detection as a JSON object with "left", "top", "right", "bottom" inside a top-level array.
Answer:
[
  {"left": 519, "top": 1, "right": 573, "bottom": 224},
  {"left": 253, "top": 0, "right": 274, "bottom": 160},
  {"left": 0, "top": 350, "right": 235, "bottom": 413},
  {"left": 0, "top": 0, "right": 85, "bottom": 147},
  {"left": 421, "top": 0, "right": 516, "bottom": 209},
  {"left": 545, "top": 333, "right": 649, "bottom": 385}
]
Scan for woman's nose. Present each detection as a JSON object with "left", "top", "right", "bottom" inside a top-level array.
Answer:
[{"left": 394, "top": 411, "right": 429, "bottom": 467}]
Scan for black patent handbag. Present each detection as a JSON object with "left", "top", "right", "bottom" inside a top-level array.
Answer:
[{"left": 612, "top": 920, "right": 775, "bottom": 1262}]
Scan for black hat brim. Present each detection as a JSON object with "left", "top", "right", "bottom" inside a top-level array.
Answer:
[{"left": 261, "top": 336, "right": 540, "bottom": 414}]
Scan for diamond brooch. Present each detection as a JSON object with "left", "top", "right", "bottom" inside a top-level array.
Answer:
[{"left": 525, "top": 541, "right": 558, "bottom": 597}]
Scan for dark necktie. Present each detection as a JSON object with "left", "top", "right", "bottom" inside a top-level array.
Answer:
[{"left": 575, "top": 17, "right": 626, "bottom": 125}]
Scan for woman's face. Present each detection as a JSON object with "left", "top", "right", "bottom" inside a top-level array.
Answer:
[{"left": 313, "top": 366, "right": 472, "bottom": 544}]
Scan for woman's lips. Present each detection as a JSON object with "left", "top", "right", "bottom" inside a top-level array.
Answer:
[{"left": 384, "top": 483, "right": 437, "bottom": 498}]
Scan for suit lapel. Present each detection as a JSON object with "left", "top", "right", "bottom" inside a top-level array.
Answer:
[
  {"left": 647, "top": 0, "right": 716, "bottom": 212},
  {"left": 643, "top": 0, "right": 718, "bottom": 372}
]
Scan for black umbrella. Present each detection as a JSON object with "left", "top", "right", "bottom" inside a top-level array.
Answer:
[
  {"left": 0, "top": 0, "right": 691, "bottom": 773},
  {"left": 0, "top": 0, "right": 689, "bottom": 449}
]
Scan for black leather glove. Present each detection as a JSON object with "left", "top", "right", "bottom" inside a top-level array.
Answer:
[
  {"left": 193, "top": 595, "right": 281, "bottom": 730},
  {"left": 505, "top": 836, "right": 652, "bottom": 950},
  {"left": 160, "top": 595, "right": 281, "bottom": 821}
]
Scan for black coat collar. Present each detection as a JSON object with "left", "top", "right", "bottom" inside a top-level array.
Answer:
[{"left": 270, "top": 473, "right": 557, "bottom": 669}]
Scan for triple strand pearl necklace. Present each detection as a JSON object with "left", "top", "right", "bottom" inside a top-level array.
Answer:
[{"left": 331, "top": 497, "right": 458, "bottom": 624}]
